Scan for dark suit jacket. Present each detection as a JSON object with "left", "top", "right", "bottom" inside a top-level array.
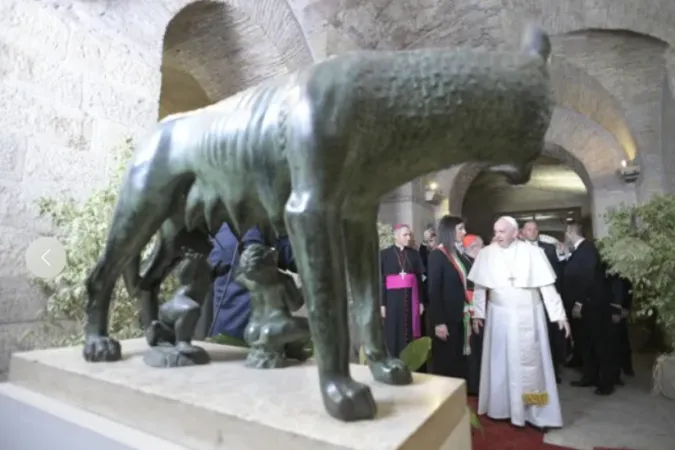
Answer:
[
  {"left": 537, "top": 241, "right": 560, "bottom": 275},
  {"left": 608, "top": 274, "right": 633, "bottom": 313},
  {"left": 419, "top": 244, "right": 430, "bottom": 272},
  {"left": 561, "top": 239, "right": 608, "bottom": 316}
]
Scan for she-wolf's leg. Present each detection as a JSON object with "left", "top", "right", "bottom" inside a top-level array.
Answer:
[
  {"left": 341, "top": 207, "right": 412, "bottom": 386},
  {"left": 123, "top": 222, "right": 181, "bottom": 330},
  {"left": 160, "top": 249, "right": 213, "bottom": 347},
  {"left": 284, "top": 145, "right": 376, "bottom": 422},
  {"left": 83, "top": 164, "right": 182, "bottom": 363}
]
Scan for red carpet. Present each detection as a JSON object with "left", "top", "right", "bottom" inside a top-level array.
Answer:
[{"left": 468, "top": 398, "right": 633, "bottom": 450}]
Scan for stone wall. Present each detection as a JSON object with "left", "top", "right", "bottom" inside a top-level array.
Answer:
[
  {"left": 0, "top": 2, "right": 159, "bottom": 375},
  {"left": 662, "top": 70, "right": 675, "bottom": 194},
  {"left": 1, "top": 0, "right": 675, "bottom": 375}
]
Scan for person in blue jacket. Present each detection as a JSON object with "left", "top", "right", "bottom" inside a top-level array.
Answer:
[{"left": 208, "top": 223, "right": 296, "bottom": 340}]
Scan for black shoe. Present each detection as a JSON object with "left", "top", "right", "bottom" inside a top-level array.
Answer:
[
  {"left": 594, "top": 386, "right": 615, "bottom": 395},
  {"left": 570, "top": 379, "right": 595, "bottom": 387},
  {"left": 623, "top": 368, "right": 635, "bottom": 377},
  {"left": 615, "top": 377, "right": 625, "bottom": 387}
]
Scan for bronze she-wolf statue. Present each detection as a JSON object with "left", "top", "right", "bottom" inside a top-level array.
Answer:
[{"left": 83, "top": 24, "right": 554, "bottom": 422}]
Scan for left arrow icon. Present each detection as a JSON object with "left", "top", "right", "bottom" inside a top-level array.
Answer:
[
  {"left": 26, "top": 237, "right": 66, "bottom": 279},
  {"left": 41, "top": 249, "right": 51, "bottom": 266}
]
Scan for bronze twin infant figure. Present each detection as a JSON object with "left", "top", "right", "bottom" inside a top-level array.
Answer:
[{"left": 81, "top": 24, "right": 554, "bottom": 422}]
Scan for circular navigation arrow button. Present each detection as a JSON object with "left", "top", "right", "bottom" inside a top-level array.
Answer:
[{"left": 26, "top": 237, "right": 67, "bottom": 279}]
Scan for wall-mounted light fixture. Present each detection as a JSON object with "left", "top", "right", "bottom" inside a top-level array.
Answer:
[
  {"left": 617, "top": 159, "right": 640, "bottom": 183},
  {"left": 425, "top": 181, "right": 442, "bottom": 204}
]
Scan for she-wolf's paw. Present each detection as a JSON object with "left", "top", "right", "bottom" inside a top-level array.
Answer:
[
  {"left": 369, "top": 357, "right": 413, "bottom": 386},
  {"left": 83, "top": 335, "right": 122, "bottom": 362},
  {"left": 320, "top": 376, "right": 377, "bottom": 422}
]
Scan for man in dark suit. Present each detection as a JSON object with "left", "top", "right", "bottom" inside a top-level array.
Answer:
[
  {"left": 418, "top": 226, "right": 437, "bottom": 270},
  {"left": 607, "top": 274, "right": 634, "bottom": 384},
  {"left": 562, "top": 221, "right": 615, "bottom": 395},
  {"left": 521, "top": 220, "right": 565, "bottom": 383}
]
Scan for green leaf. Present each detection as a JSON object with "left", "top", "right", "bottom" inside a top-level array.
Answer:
[
  {"left": 598, "top": 194, "right": 675, "bottom": 350},
  {"left": 359, "top": 345, "right": 368, "bottom": 365},
  {"left": 30, "top": 137, "right": 182, "bottom": 348},
  {"left": 304, "top": 339, "right": 314, "bottom": 358},
  {"left": 399, "top": 336, "right": 432, "bottom": 372},
  {"left": 468, "top": 406, "right": 483, "bottom": 432},
  {"left": 208, "top": 334, "right": 249, "bottom": 348},
  {"left": 378, "top": 222, "right": 396, "bottom": 249}
]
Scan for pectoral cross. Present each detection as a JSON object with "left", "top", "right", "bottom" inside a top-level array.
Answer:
[{"left": 400, "top": 270, "right": 406, "bottom": 279}]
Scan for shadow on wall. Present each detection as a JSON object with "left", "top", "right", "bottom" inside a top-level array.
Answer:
[{"left": 159, "top": 63, "right": 212, "bottom": 118}]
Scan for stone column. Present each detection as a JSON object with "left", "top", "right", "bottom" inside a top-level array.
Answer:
[{"left": 378, "top": 180, "right": 436, "bottom": 237}]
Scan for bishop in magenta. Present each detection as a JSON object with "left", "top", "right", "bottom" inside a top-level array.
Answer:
[{"left": 380, "top": 224, "right": 427, "bottom": 359}]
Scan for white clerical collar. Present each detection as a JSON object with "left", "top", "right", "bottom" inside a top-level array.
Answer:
[
  {"left": 526, "top": 239, "right": 538, "bottom": 247},
  {"left": 395, "top": 244, "right": 405, "bottom": 251},
  {"left": 574, "top": 238, "right": 585, "bottom": 250}
]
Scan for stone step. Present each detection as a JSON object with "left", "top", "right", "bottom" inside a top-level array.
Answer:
[
  {"left": 0, "top": 382, "right": 185, "bottom": 450},
  {"left": 7, "top": 338, "right": 470, "bottom": 450}
]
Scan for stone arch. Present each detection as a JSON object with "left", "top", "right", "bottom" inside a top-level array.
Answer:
[
  {"left": 549, "top": 56, "right": 636, "bottom": 160},
  {"left": 158, "top": 0, "right": 314, "bottom": 116},
  {"left": 447, "top": 162, "right": 487, "bottom": 218},
  {"left": 447, "top": 144, "right": 591, "bottom": 219},
  {"left": 501, "top": 1, "right": 675, "bottom": 49},
  {"left": 447, "top": 106, "right": 634, "bottom": 235},
  {"left": 444, "top": 55, "right": 640, "bottom": 209},
  {"left": 158, "top": 63, "right": 211, "bottom": 118}
]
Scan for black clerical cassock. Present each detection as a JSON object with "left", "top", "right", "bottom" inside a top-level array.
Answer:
[{"left": 380, "top": 242, "right": 427, "bottom": 359}]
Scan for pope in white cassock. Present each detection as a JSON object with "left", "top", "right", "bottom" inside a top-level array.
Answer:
[{"left": 468, "top": 216, "right": 571, "bottom": 428}]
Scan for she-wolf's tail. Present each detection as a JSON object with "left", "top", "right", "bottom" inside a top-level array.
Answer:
[{"left": 520, "top": 23, "right": 551, "bottom": 62}]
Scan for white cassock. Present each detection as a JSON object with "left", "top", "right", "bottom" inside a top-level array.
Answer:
[{"left": 468, "top": 240, "right": 567, "bottom": 428}]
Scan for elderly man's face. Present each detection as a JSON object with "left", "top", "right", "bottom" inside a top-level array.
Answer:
[
  {"left": 395, "top": 227, "right": 412, "bottom": 247},
  {"left": 493, "top": 219, "right": 518, "bottom": 248}
]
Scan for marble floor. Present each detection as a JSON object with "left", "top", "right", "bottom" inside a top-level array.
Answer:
[{"left": 544, "top": 355, "right": 675, "bottom": 450}]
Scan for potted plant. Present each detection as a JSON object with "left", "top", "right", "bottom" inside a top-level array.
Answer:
[{"left": 598, "top": 194, "right": 675, "bottom": 399}]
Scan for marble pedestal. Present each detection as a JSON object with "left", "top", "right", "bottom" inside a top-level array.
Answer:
[{"left": 7, "top": 339, "right": 470, "bottom": 450}]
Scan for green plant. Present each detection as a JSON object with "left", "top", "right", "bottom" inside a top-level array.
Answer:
[
  {"left": 378, "top": 222, "right": 396, "bottom": 249},
  {"left": 32, "top": 138, "right": 179, "bottom": 347},
  {"left": 598, "top": 194, "right": 675, "bottom": 350}
]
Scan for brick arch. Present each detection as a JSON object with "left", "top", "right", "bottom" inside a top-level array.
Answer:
[
  {"left": 447, "top": 106, "right": 626, "bottom": 217},
  {"left": 501, "top": 1, "right": 675, "bottom": 49},
  {"left": 158, "top": 0, "right": 314, "bottom": 110},
  {"left": 160, "top": 0, "right": 313, "bottom": 69},
  {"left": 446, "top": 146, "right": 589, "bottom": 218},
  {"left": 549, "top": 56, "right": 636, "bottom": 160},
  {"left": 158, "top": 62, "right": 212, "bottom": 118},
  {"left": 447, "top": 162, "right": 487, "bottom": 217}
]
